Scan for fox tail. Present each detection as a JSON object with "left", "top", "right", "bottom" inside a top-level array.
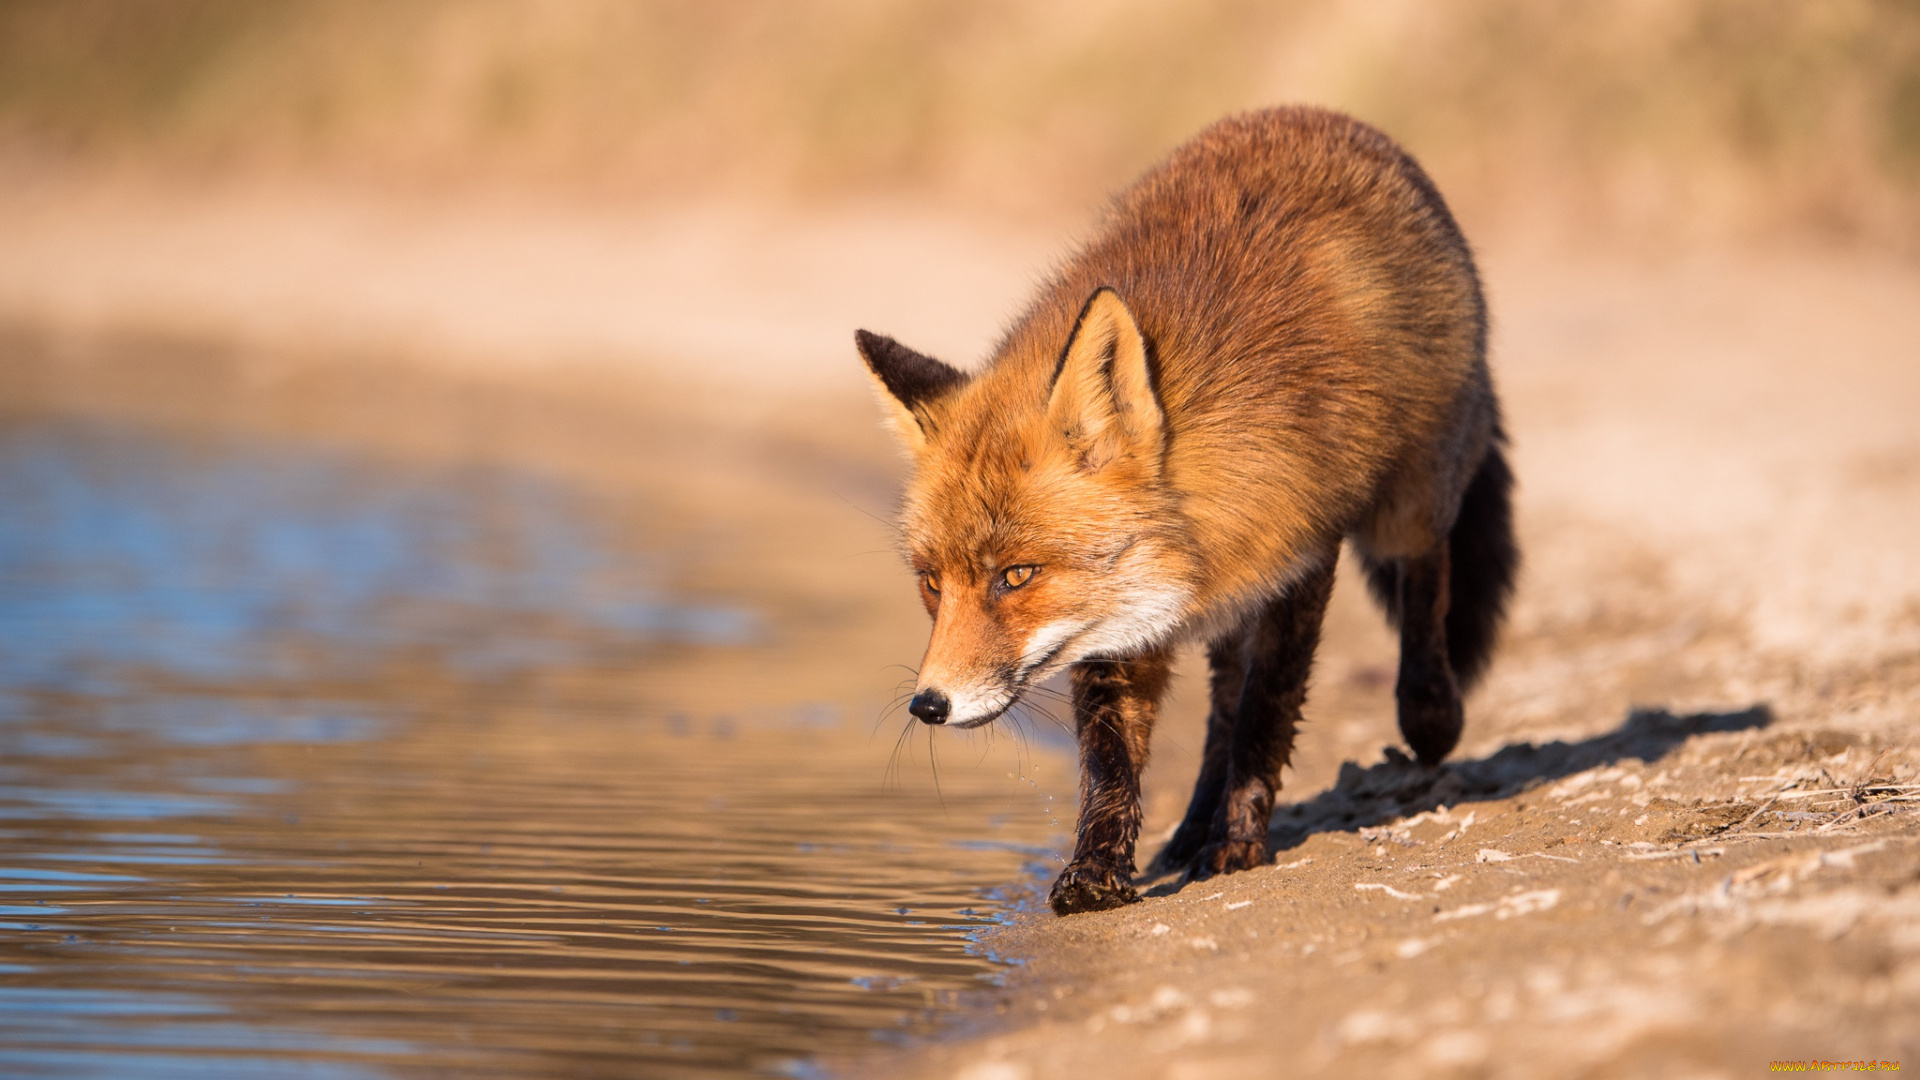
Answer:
[{"left": 1364, "top": 437, "right": 1518, "bottom": 692}]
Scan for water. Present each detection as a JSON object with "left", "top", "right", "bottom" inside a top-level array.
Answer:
[{"left": 0, "top": 417, "right": 1064, "bottom": 1078}]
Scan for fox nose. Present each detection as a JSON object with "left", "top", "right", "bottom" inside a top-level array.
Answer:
[{"left": 907, "top": 690, "right": 951, "bottom": 725}]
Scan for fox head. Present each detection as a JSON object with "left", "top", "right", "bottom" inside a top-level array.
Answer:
[{"left": 856, "top": 288, "right": 1198, "bottom": 728}]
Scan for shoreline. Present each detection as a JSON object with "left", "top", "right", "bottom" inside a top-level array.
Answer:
[{"left": 5, "top": 183, "right": 1918, "bottom": 1078}]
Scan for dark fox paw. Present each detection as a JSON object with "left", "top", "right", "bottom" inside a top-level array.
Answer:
[
  {"left": 1049, "top": 861, "right": 1137, "bottom": 915},
  {"left": 1397, "top": 686, "right": 1463, "bottom": 767},
  {"left": 1187, "top": 838, "right": 1267, "bottom": 881}
]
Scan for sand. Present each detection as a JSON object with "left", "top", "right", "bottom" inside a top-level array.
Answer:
[{"left": 4, "top": 179, "right": 1917, "bottom": 1078}]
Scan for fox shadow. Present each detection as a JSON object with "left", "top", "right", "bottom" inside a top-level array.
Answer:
[{"left": 1145, "top": 703, "right": 1773, "bottom": 890}]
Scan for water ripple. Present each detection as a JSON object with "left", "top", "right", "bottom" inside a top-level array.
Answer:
[{"left": 0, "top": 418, "right": 1065, "bottom": 1079}]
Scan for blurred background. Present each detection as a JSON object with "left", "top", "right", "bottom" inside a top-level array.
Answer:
[
  {"left": 5, "top": 0, "right": 1919, "bottom": 387},
  {"left": 4, "top": 0, "right": 1920, "bottom": 246},
  {"left": 2, "top": 3, "right": 1918, "bottom": 1078}
]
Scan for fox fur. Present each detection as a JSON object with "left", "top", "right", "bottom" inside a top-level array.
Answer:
[{"left": 856, "top": 106, "right": 1517, "bottom": 916}]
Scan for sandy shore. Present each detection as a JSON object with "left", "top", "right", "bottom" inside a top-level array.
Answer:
[{"left": 5, "top": 179, "right": 1918, "bottom": 1078}]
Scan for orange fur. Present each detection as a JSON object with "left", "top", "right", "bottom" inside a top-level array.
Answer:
[{"left": 857, "top": 106, "right": 1516, "bottom": 910}]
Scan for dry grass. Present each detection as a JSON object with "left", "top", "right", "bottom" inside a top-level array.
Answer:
[{"left": 2, "top": 0, "right": 1919, "bottom": 244}]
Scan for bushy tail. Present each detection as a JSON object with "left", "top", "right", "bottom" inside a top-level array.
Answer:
[
  {"left": 1363, "top": 440, "right": 1518, "bottom": 691},
  {"left": 1443, "top": 442, "right": 1517, "bottom": 688}
]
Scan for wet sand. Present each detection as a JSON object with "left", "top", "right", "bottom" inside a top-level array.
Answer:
[{"left": 5, "top": 181, "right": 1918, "bottom": 1077}]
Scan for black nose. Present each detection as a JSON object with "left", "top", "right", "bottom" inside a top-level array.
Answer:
[{"left": 907, "top": 690, "right": 951, "bottom": 725}]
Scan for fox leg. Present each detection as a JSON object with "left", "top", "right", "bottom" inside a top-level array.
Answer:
[
  {"left": 1049, "top": 648, "right": 1172, "bottom": 915},
  {"left": 1395, "top": 544, "right": 1463, "bottom": 766},
  {"left": 1146, "top": 636, "right": 1247, "bottom": 875},
  {"left": 1190, "top": 554, "right": 1336, "bottom": 880}
]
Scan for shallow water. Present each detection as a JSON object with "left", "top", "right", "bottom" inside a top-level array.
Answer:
[{"left": 0, "top": 417, "right": 1064, "bottom": 1078}]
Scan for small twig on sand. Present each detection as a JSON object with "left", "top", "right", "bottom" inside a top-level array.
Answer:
[
  {"left": 1758, "top": 784, "right": 1919, "bottom": 801},
  {"left": 1724, "top": 794, "right": 1781, "bottom": 834},
  {"left": 1813, "top": 800, "right": 1918, "bottom": 833}
]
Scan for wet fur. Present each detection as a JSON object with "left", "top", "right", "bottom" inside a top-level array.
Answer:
[{"left": 857, "top": 107, "right": 1517, "bottom": 915}]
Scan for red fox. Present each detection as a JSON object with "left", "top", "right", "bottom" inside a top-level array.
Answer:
[{"left": 856, "top": 107, "right": 1516, "bottom": 915}]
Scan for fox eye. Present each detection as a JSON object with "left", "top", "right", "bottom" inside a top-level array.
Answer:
[
  {"left": 1001, "top": 565, "right": 1036, "bottom": 590},
  {"left": 920, "top": 572, "right": 941, "bottom": 595}
]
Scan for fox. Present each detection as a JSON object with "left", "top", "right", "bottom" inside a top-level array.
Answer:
[{"left": 855, "top": 106, "right": 1517, "bottom": 916}]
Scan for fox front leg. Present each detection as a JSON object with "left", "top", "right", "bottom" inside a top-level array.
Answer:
[
  {"left": 1050, "top": 649, "right": 1172, "bottom": 916},
  {"left": 1147, "top": 636, "right": 1246, "bottom": 875},
  {"left": 1190, "top": 554, "right": 1335, "bottom": 879}
]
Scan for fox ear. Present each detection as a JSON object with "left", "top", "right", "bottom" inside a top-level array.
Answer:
[
  {"left": 1046, "top": 287, "right": 1163, "bottom": 471},
  {"left": 856, "top": 330, "right": 967, "bottom": 455}
]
